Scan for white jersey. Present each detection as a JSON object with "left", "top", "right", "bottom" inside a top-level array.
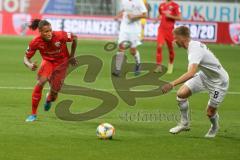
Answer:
[
  {"left": 120, "top": 0, "right": 147, "bottom": 34},
  {"left": 187, "top": 40, "right": 229, "bottom": 83}
]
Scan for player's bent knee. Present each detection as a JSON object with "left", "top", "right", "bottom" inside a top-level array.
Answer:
[
  {"left": 177, "top": 86, "right": 191, "bottom": 99},
  {"left": 37, "top": 78, "right": 48, "bottom": 86},
  {"left": 157, "top": 44, "right": 163, "bottom": 49},
  {"left": 176, "top": 92, "right": 187, "bottom": 99}
]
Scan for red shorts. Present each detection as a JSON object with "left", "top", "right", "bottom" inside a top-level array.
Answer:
[
  {"left": 38, "top": 59, "right": 69, "bottom": 92},
  {"left": 157, "top": 27, "right": 174, "bottom": 45}
]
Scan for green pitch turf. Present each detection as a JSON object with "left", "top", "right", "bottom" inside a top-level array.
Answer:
[{"left": 0, "top": 36, "right": 239, "bottom": 160}]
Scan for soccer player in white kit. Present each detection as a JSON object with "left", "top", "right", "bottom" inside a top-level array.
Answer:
[
  {"left": 161, "top": 26, "right": 229, "bottom": 138},
  {"left": 112, "top": 0, "right": 147, "bottom": 77}
]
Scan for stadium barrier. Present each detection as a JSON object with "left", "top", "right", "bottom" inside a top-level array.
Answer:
[{"left": 0, "top": 12, "right": 239, "bottom": 45}]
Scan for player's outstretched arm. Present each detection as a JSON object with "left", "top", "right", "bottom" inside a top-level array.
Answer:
[
  {"left": 23, "top": 55, "right": 38, "bottom": 71},
  {"left": 171, "top": 64, "right": 198, "bottom": 87}
]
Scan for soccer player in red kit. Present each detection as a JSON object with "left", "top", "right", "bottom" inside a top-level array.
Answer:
[
  {"left": 154, "top": 0, "right": 181, "bottom": 74},
  {"left": 24, "top": 19, "right": 78, "bottom": 122}
]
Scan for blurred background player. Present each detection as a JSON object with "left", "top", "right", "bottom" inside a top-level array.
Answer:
[
  {"left": 140, "top": 0, "right": 150, "bottom": 41},
  {"left": 24, "top": 19, "right": 78, "bottom": 122},
  {"left": 162, "top": 26, "right": 229, "bottom": 138},
  {"left": 112, "top": 0, "right": 147, "bottom": 77},
  {"left": 154, "top": 0, "right": 181, "bottom": 74},
  {"left": 191, "top": 7, "right": 205, "bottom": 21}
]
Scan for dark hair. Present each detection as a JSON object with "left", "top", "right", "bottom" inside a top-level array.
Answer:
[
  {"left": 173, "top": 26, "right": 191, "bottom": 38},
  {"left": 29, "top": 19, "right": 51, "bottom": 31}
]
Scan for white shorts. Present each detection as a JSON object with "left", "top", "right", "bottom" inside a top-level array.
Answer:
[
  {"left": 185, "top": 72, "right": 229, "bottom": 108},
  {"left": 118, "top": 31, "right": 142, "bottom": 48}
]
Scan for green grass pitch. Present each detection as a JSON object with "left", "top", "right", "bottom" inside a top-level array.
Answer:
[{"left": 0, "top": 36, "right": 239, "bottom": 160}]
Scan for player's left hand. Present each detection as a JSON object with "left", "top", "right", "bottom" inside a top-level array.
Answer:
[
  {"left": 69, "top": 57, "right": 78, "bottom": 66},
  {"left": 161, "top": 83, "right": 173, "bottom": 94}
]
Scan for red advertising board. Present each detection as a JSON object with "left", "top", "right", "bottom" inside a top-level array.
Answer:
[
  {"left": 0, "top": 0, "right": 75, "bottom": 14},
  {"left": 0, "top": 13, "right": 2, "bottom": 33},
  {"left": 0, "top": 12, "right": 239, "bottom": 45}
]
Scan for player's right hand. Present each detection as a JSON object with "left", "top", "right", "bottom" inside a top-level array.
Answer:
[{"left": 29, "top": 61, "right": 38, "bottom": 71}]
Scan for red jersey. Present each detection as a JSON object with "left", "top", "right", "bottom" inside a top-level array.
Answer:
[
  {"left": 159, "top": 1, "right": 181, "bottom": 30},
  {"left": 26, "top": 31, "right": 74, "bottom": 62}
]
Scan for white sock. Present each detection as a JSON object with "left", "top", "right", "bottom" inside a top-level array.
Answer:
[
  {"left": 177, "top": 97, "right": 189, "bottom": 125},
  {"left": 116, "top": 51, "right": 124, "bottom": 71},
  {"left": 134, "top": 50, "right": 141, "bottom": 65},
  {"left": 209, "top": 113, "right": 219, "bottom": 130}
]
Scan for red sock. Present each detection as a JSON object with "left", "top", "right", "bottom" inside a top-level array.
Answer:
[
  {"left": 167, "top": 41, "right": 175, "bottom": 64},
  {"left": 31, "top": 85, "right": 43, "bottom": 115},
  {"left": 156, "top": 46, "right": 163, "bottom": 65},
  {"left": 169, "top": 49, "right": 175, "bottom": 64}
]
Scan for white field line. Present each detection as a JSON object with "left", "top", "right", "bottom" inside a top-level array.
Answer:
[{"left": 0, "top": 86, "right": 239, "bottom": 95}]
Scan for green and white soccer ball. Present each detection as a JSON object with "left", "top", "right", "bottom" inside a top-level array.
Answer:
[{"left": 96, "top": 123, "right": 115, "bottom": 139}]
